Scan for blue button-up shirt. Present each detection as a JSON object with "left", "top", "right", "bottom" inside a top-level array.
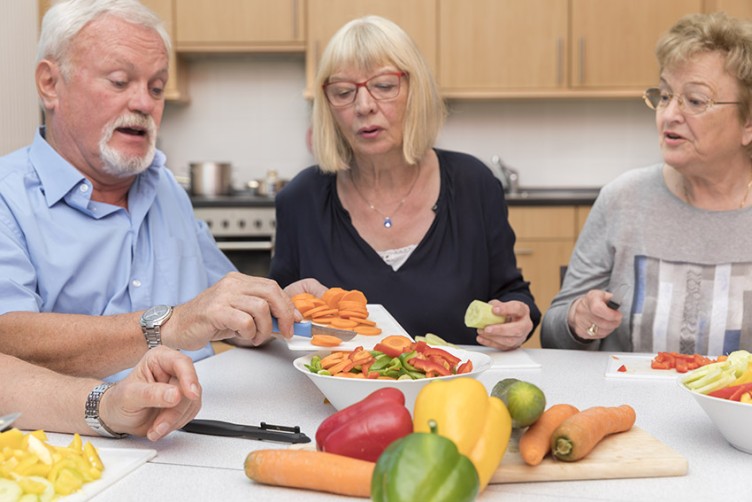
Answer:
[{"left": 0, "top": 129, "right": 236, "bottom": 381}]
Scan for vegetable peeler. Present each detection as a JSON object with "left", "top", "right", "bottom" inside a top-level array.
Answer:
[{"left": 181, "top": 419, "right": 311, "bottom": 444}]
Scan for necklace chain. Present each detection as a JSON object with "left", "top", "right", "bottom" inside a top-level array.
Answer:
[
  {"left": 349, "top": 165, "right": 421, "bottom": 228},
  {"left": 683, "top": 167, "right": 752, "bottom": 209}
]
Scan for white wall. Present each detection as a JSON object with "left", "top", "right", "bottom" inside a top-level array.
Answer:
[
  {"left": 0, "top": 0, "right": 40, "bottom": 156},
  {"left": 159, "top": 56, "right": 662, "bottom": 189}
]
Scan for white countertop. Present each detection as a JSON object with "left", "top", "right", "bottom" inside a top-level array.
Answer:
[{"left": 56, "top": 342, "right": 750, "bottom": 501}]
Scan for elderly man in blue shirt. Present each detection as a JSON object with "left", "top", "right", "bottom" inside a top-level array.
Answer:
[{"left": 0, "top": 0, "right": 297, "bottom": 382}]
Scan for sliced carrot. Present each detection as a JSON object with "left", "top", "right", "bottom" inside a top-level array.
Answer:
[
  {"left": 354, "top": 326, "right": 382, "bottom": 336},
  {"left": 328, "top": 359, "right": 355, "bottom": 375},
  {"left": 311, "top": 334, "right": 343, "bottom": 347},
  {"left": 379, "top": 335, "right": 412, "bottom": 350},
  {"left": 349, "top": 317, "right": 376, "bottom": 326},
  {"left": 302, "top": 306, "right": 337, "bottom": 319},
  {"left": 340, "top": 290, "right": 367, "bottom": 304},
  {"left": 519, "top": 404, "right": 580, "bottom": 466},
  {"left": 338, "top": 300, "right": 368, "bottom": 311},
  {"left": 319, "top": 352, "right": 347, "bottom": 369},
  {"left": 323, "top": 287, "right": 347, "bottom": 308},
  {"left": 291, "top": 292, "right": 315, "bottom": 302},
  {"left": 329, "top": 318, "right": 359, "bottom": 329}
]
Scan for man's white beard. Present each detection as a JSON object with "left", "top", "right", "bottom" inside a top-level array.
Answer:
[{"left": 99, "top": 113, "right": 157, "bottom": 178}]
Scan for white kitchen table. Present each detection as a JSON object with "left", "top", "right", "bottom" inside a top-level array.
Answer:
[{"left": 50, "top": 342, "right": 750, "bottom": 501}]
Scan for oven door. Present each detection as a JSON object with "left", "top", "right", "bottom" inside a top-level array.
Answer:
[{"left": 215, "top": 237, "right": 273, "bottom": 277}]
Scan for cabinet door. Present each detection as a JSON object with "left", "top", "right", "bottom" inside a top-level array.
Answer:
[
  {"left": 175, "top": 0, "right": 305, "bottom": 51},
  {"left": 439, "top": 0, "right": 568, "bottom": 94},
  {"left": 142, "top": 0, "right": 188, "bottom": 102},
  {"left": 508, "top": 206, "right": 576, "bottom": 349},
  {"left": 706, "top": 0, "right": 752, "bottom": 18},
  {"left": 570, "top": 0, "right": 702, "bottom": 89},
  {"left": 306, "top": 0, "right": 437, "bottom": 96}
]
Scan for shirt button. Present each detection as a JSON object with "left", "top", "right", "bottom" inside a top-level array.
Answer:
[
  {"left": 79, "top": 184, "right": 89, "bottom": 192},
  {"left": 132, "top": 279, "right": 142, "bottom": 288}
]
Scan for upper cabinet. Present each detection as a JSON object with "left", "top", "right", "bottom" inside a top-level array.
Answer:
[
  {"left": 305, "top": 0, "right": 437, "bottom": 97},
  {"left": 174, "top": 0, "right": 305, "bottom": 52},
  {"left": 570, "top": 0, "right": 702, "bottom": 91},
  {"left": 706, "top": 0, "right": 752, "bottom": 18},
  {"left": 142, "top": 0, "right": 189, "bottom": 102},
  {"left": 439, "top": 0, "right": 568, "bottom": 95},
  {"left": 438, "top": 0, "right": 702, "bottom": 98}
]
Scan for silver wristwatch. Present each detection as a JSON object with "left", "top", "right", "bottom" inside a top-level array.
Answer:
[
  {"left": 84, "top": 383, "right": 128, "bottom": 438},
  {"left": 140, "top": 305, "right": 173, "bottom": 349}
]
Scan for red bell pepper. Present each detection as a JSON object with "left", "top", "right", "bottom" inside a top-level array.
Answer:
[
  {"left": 315, "top": 388, "right": 413, "bottom": 462},
  {"left": 456, "top": 360, "right": 474, "bottom": 374},
  {"left": 708, "top": 382, "right": 752, "bottom": 401},
  {"left": 409, "top": 357, "right": 452, "bottom": 377},
  {"left": 415, "top": 344, "right": 462, "bottom": 366}
]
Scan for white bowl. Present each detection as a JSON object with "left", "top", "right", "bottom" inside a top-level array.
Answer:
[
  {"left": 293, "top": 346, "right": 492, "bottom": 413},
  {"left": 679, "top": 380, "right": 752, "bottom": 454}
]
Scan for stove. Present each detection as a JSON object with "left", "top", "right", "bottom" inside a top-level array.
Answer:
[{"left": 191, "top": 193, "right": 276, "bottom": 276}]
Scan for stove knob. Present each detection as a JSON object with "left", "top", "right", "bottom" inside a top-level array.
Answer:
[
  {"left": 238, "top": 219, "right": 246, "bottom": 229},
  {"left": 253, "top": 219, "right": 263, "bottom": 229},
  {"left": 221, "top": 220, "right": 230, "bottom": 229}
]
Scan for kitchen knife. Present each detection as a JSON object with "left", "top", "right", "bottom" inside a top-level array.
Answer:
[
  {"left": 272, "top": 317, "right": 358, "bottom": 341},
  {"left": 181, "top": 419, "right": 311, "bottom": 444},
  {"left": 0, "top": 412, "right": 21, "bottom": 432}
]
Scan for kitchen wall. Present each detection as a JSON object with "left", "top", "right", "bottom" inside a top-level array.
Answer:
[
  {"left": 157, "top": 55, "right": 663, "bottom": 189},
  {"left": 3, "top": 2, "right": 663, "bottom": 188}
]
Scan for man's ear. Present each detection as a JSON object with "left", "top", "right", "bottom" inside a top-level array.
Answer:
[{"left": 36, "top": 59, "right": 60, "bottom": 111}]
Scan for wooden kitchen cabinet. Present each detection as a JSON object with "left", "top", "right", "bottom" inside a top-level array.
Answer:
[
  {"left": 439, "top": 0, "right": 568, "bottom": 94},
  {"left": 508, "top": 206, "right": 579, "bottom": 348},
  {"left": 37, "top": 0, "right": 189, "bottom": 102},
  {"left": 142, "top": 0, "right": 189, "bottom": 102},
  {"left": 570, "top": 0, "right": 702, "bottom": 90},
  {"left": 705, "top": 0, "right": 752, "bottom": 18},
  {"left": 174, "top": 0, "right": 305, "bottom": 52},
  {"left": 305, "top": 0, "right": 437, "bottom": 97},
  {"left": 438, "top": 0, "right": 701, "bottom": 98}
]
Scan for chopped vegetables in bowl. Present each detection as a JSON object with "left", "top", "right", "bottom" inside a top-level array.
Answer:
[
  {"left": 679, "top": 349, "right": 752, "bottom": 454},
  {"left": 293, "top": 344, "right": 491, "bottom": 413}
]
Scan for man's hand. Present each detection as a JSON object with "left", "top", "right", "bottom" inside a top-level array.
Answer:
[
  {"left": 163, "top": 272, "right": 298, "bottom": 349},
  {"left": 99, "top": 347, "right": 202, "bottom": 441}
]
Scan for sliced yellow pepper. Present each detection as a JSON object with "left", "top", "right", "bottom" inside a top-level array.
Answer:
[
  {"left": 741, "top": 391, "right": 752, "bottom": 404},
  {"left": 412, "top": 377, "right": 512, "bottom": 491},
  {"left": 0, "top": 429, "right": 24, "bottom": 450}
]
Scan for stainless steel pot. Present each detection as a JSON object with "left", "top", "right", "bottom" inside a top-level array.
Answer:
[{"left": 190, "top": 162, "right": 233, "bottom": 196}]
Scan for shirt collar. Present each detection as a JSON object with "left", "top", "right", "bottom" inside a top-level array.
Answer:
[{"left": 30, "top": 127, "right": 166, "bottom": 209}]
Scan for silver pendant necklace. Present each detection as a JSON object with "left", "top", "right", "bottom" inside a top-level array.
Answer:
[{"left": 349, "top": 164, "right": 420, "bottom": 228}]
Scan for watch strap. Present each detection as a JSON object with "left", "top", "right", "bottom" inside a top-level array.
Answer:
[{"left": 84, "top": 383, "right": 128, "bottom": 438}]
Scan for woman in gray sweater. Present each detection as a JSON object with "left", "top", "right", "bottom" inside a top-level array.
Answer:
[{"left": 541, "top": 12, "right": 752, "bottom": 355}]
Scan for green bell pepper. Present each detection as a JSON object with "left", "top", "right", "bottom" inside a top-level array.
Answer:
[{"left": 371, "top": 420, "right": 479, "bottom": 502}]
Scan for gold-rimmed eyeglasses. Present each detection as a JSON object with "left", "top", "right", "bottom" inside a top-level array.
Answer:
[
  {"left": 642, "top": 87, "right": 741, "bottom": 116},
  {"left": 323, "top": 71, "right": 407, "bottom": 107}
]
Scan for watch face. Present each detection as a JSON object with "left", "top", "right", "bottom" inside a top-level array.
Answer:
[{"left": 143, "top": 305, "right": 171, "bottom": 322}]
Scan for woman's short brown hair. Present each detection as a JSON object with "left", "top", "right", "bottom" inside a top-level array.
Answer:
[
  {"left": 311, "top": 15, "right": 446, "bottom": 172},
  {"left": 656, "top": 11, "right": 752, "bottom": 127}
]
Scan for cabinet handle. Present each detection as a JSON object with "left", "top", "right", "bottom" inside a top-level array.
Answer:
[
  {"left": 292, "top": 0, "right": 299, "bottom": 40},
  {"left": 514, "top": 248, "right": 534, "bottom": 256},
  {"left": 578, "top": 37, "right": 585, "bottom": 85},
  {"left": 556, "top": 37, "right": 564, "bottom": 86}
]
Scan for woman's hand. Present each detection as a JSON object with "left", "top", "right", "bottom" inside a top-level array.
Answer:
[
  {"left": 475, "top": 299, "right": 533, "bottom": 351},
  {"left": 99, "top": 347, "right": 202, "bottom": 441},
  {"left": 567, "top": 290, "right": 623, "bottom": 341}
]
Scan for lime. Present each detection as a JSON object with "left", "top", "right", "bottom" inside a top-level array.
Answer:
[
  {"left": 491, "top": 379, "right": 546, "bottom": 428},
  {"left": 464, "top": 300, "right": 506, "bottom": 328}
]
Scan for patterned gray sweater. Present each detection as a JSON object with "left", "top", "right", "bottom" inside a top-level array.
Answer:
[{"left": 541, "top": 164, "right": 752, "bottom": 355}]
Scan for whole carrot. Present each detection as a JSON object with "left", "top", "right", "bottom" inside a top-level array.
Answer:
[
  {"left": 244, "top": 449, "right": 374, "bottom": 498},
  {"left": 551, "top": 404, "right": 636, "bottom": 462},
  {"left": 519, "top": 403, "right": 580, "bottom": 466}
]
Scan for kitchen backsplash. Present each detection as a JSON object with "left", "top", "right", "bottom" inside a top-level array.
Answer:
[{"left": 159, "top": 56, "right": 662, "bottom": 189}]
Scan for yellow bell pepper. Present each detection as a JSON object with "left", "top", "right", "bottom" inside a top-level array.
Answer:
[
  {"left": 741, "top": 392, "right": 752, "bottom": 404},
  {"left": 732, "top": 363, "right": 752, "bottom": 386},
  {"left": 412, "top": 377, "right": 512, "bottom": 491}
]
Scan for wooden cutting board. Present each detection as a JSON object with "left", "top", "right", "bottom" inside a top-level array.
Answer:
[{"left": 490, "top": 427, "right": 687, "bottom": 484}]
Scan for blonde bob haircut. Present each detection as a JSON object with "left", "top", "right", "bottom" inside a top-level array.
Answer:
[
  {"left": 656, "top": 11, "right": 752, "bottom": 132},
  {"left": 312, "top": 15, "right": 446, "bottom": 172}
]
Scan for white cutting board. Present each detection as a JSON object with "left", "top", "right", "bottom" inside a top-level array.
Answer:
[
  {"left": 63, "top": 448, "right": 156, "bottom": 501},
  {"left": 285, "top": 304, "right": 409, "bottom": 351},
  {"left": 490, "top": 427, "right": 687, "bottom": 483}
]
